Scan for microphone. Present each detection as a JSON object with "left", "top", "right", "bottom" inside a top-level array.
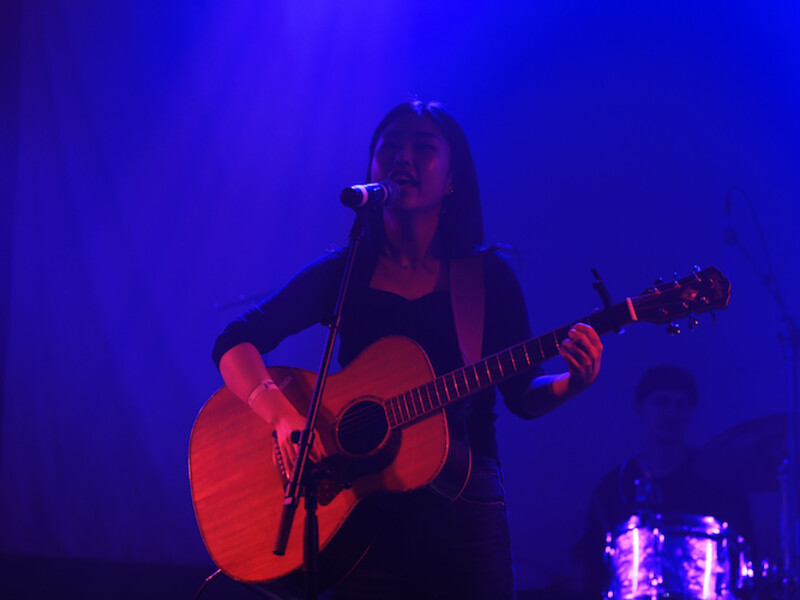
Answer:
[{"left": 340, "top": 180, "right": 401, "bottom": 209}]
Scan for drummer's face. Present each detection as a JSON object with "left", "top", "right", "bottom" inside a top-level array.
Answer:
[{"left": 639, "top": 389, "right": 695, "bottom": 443}]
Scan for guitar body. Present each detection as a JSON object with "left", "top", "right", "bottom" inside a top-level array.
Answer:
[{"left": 189, "top": 336, "right": 470, "bottom": 585}]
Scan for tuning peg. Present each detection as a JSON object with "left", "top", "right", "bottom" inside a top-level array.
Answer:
[
  {"left": 688, "top": 314, "right": 699, "bottom": 331},
  {"left": 693, "top": 265, "right": 702, "bottom": 281},
  {"left": 709, "top": 311, "right": 718, "bottom": 325},
  {"left": 644, "top": 277, "right": 664, "bottom": 294},
  {"left": 666, "top": 322, "right": 681, "bottom": 335}
]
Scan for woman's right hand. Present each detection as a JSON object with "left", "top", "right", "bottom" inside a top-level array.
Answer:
[
  {"left": 218, "top": 344, "right": 325, "bottom": 476},
  {"left": 249, "top": 384, "right": 325, "bottom": 478}
]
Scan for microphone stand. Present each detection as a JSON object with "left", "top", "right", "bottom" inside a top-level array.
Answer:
[
  {"left": 272, "top": 206, "right": 370, "bottom": 600},
  {"left": 725, "top": 189, "right": 799, "bottom": 597}
]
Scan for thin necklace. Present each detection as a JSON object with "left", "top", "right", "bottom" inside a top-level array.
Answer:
[
  {"left": 381, "top": 251, "right": 411, "bottom": 270},
  {"left": 382, "top": 245, "right": 437, "bottom": 271}
]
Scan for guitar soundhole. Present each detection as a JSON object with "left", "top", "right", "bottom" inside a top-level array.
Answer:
[{"left": 336, "top": 399, "right": 389, "bottom": 456}]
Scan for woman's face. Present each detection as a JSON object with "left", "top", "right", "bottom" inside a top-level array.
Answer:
[{"left": 369, "top": 112, "right": 452, "bottom": 214}]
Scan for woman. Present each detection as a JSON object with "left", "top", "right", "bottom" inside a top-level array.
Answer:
[{"left": 212, "top": 100, "right": 603, "bottom": 599}]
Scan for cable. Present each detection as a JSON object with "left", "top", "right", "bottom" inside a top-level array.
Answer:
[{"left": 193, "top": 568, "right": 222, "bottom": 600}]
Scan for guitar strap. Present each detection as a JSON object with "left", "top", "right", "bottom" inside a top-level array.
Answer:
[{"left": 449, "top": 255, "right": 485, "bottom": 365}]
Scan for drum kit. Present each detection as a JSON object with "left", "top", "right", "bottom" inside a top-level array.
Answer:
[{"left": 602, "top": 414, "right": 798, "bottom": 600}]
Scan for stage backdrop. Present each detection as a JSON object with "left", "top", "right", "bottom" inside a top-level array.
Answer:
[{"left": 2, "top": 0, "right": 798, "bottom": 592}]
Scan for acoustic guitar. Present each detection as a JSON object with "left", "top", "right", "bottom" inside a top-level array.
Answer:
[{"left": 189, "top": 266, "right": 730, "bottom": 587}]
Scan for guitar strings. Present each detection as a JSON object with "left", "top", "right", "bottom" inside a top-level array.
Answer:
[
  {"left": 329, "top": 340, "right": 546, "bottom": 431},
  {"left": 310, "top": 337, "right": 560, "bottom": 436},
  {"left": 331, "top": 351, "right": 528, "bottom": 431}
]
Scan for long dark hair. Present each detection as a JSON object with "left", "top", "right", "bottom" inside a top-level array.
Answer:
[{"left": 362, "top": 101, "right": 484, "bottom": 260}]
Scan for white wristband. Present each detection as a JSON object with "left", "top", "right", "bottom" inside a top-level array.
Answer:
[{"left": 247, "top": 379, "right": 278, "bottom": 408}]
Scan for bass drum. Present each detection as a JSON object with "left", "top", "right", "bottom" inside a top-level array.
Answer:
[{"left": 605, "top": 512, "right": 753, "bottom": 599}]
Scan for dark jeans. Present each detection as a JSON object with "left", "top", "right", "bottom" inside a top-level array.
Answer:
[{"left": 322, "top": 455, "right": 515, "bottom": 600}]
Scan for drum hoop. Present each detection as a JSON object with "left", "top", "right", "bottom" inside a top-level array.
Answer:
[{"left": 609, "top": 511, "right": 729, "bottom": 539}]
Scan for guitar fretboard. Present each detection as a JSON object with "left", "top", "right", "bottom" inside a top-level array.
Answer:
[{"left": 384, "top": 299, "right": 637, "bottom": 428}]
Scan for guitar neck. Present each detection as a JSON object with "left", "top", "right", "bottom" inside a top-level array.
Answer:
[{"left": 384, "top": 298, "right": 637, "bottom": 428}]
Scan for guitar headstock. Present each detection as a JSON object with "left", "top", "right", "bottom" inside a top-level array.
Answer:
[{"left": 631, "top": 266, "right": 731, "bottom": 327}]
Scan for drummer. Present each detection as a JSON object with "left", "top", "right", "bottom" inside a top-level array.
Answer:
[{"left": 572, "top": 364, "right": 755, "bottom": 598}]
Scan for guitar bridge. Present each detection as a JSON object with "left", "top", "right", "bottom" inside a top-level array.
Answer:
[
  {"left": 271, "top": 430, "right": 290, "bottom": 485},
  {"left": 271, "top": 430, "right": 349, "bottom": 506}
]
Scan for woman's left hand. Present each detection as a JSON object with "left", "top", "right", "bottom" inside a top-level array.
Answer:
[{"left": 559, "top": 322, "right": 603, "bottom": 389}]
